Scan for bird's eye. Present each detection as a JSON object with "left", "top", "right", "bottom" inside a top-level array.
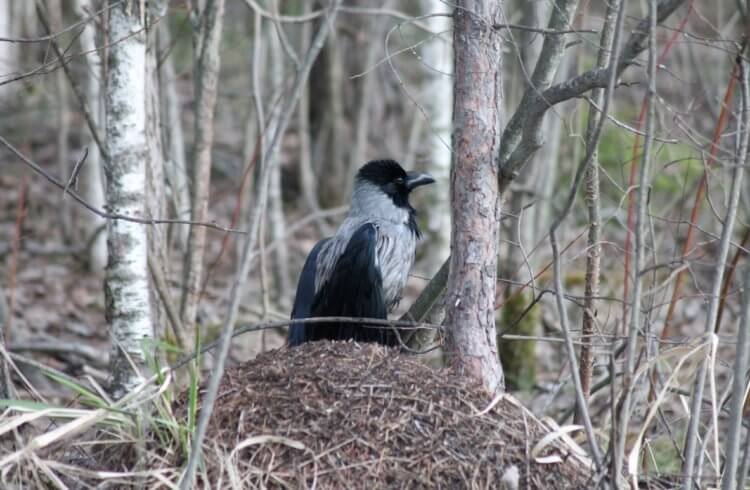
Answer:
[{"left": 394, "top": 177, "right": 405, "bottom": 185}]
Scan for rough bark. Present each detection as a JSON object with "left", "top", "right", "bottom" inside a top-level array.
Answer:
[
  {"left": 104, "top": 2, "right": 155, "bottom": 400},
  {"left": 406, "top": 0, "right": 687, "bottom": 364},
  {"left": 74, "top": 0, "right": 107, "bottom": 272},
  {"left": 181, "top": 0, "right": 226, "bottom": 333},
  {"left": 444, "top": 0, "right": 504, "bottom": 393}
]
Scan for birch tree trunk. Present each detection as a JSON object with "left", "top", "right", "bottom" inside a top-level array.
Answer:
[
  {"left": 181, "top": 0, "right": 226, "bottom": 333},
  {"left": 74, "top": 0, "right": 107, "bottom": 272},
  {"left": 420, "top": 0, "right": 452, "bottom": 271},
  {"left": 104, "top": 2, "right": 155, "bottom": 399},
  {"left": 444, "top": 0, "right": 504, "bottom": 393},
  {"left": 0, "top": 0, "right": 17, "bottom": 100}
]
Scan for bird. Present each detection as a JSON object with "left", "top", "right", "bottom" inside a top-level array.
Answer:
[{"left": 288, "top": 159, "right": 435, "bottom": 347}]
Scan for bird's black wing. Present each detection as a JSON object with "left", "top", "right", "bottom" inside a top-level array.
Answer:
[
  {"left": 288, "top": 238, "right": 330, "bottom": 346},
  {"left": 309, "top": 223, "right": 394, "bottom": 345}
]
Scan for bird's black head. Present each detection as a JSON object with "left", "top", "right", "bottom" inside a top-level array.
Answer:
[{"left": 356, "top": 159, "right": 435, "bottom": 209}]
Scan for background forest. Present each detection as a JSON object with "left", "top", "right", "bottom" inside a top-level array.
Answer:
[{"left": 0, "top": 0, "right": 749, "bottom": 488}]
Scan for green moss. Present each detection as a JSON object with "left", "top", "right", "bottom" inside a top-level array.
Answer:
[
  {"left": 590, "top": 122, "right": 701, "bottom": 209},
  {"left": 497, "top": 290, "right": 539, "bottom": 392},
  {"left": 643, "top": 433, "right": 683, "bottom": 475}
]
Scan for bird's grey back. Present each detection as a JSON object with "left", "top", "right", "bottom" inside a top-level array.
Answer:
[{"left": 315, "top": 181, "right": 418, "bottom": 311}]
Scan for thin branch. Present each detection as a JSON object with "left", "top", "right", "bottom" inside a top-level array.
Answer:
[
  {"left": 35, "top": 3, "right": 111, "bottom": 162},
  {"left": 498, "top": 0, "right": 687, "bottom": 189},
  {"left": 617, "top": 0, "right": 658, "bottom": 482},
  {"left": 63, "top": 149, "right": 88, "bottom": 197},
  {"left": 683, "top": 42, "right": 749, "bottom": 490},
  {"left": 578, "top": 0, "right": 621, "bottom": 426},
  {"left": 394, "top": 0, "right": 689, "bottom": 377},
  {"left": 723, "top": 269, "right": 750, "bottom": 490},
  {"left": 148, "top": 256, "right": 188, "bottom": 350},
  {"left": 549, "top": 231, "right": 604, "bottom": 470},
  {"left": 171, "top": 315, "right": 444, "bottom": 372},
  {"left": 0, "top": 1, "right": 120, "bottom": 43},
  {"left": 178, "top": 2, "right": 342, "bottom": 488},
  {"left": 492, "top": 23, "right": 596, "bottom": 35},
  {"left": 0, "top": 136, "right": 245, "bottom": 234},
  {"left": 545, "top": 0, "right": 630, "bottom": 473}
]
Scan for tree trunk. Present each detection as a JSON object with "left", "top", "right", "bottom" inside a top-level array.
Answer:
[
  {"left": 266, "top": 27, "right": 291, "bottom": 307},
  {"left": 104, "top": 2, "right": 155, "bottom": 399},
  {"left": 74, "top": 0, "right": 107, "bottom": 272},
  {"left": 181, "top": 0, "right": 226, "bottom": 333},
  {"left": 0, "top": 0, "right": 17, "bottom": 100},
  {"left": 145, "top": 1, "right": 168, "bottom": 341},
  {"left": 48, "top": 0, "right": 73, "bottom": 244},
  {"left": 159, "top": 21, "right": 191, "bottom": 252},
  {"left": 444, "top": 0, "right": 504, "bottom": 393},
  {"left": 420, "top": 0, "right": 453, "bottom": 272}
]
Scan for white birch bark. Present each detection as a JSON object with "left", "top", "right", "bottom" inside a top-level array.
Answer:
[
  {"left": 420, "top": 0, "right": 452, "bottom": 269},
  {"left": 74, "top": 0, "right": 107, "bottom": 272},
  {"left": 104, "top": 3, "right": 154, "bottom": 400},
  {"left": 0, "top": 0, "right": 17, "bottom": 100}
]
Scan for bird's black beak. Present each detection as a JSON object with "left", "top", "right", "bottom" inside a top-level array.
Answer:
[{"left": 405, "top": 171, "right": 435, "bottom": 190}]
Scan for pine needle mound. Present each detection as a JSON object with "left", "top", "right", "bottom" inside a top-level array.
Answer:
[{"left": 178, "top": 341, "right": 594, "bottom": 488}]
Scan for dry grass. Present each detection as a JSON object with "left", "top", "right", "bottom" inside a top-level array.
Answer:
[{"left": 0, "top": 341, "right": 598, "bottom": 489}]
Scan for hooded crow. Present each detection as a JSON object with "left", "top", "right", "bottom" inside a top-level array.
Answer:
[{"left": 288, "top": 159, "right": 435, "bottom": 346}]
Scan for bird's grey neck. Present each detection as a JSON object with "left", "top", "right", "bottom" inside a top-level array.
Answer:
[{"left": 349, "top": 181, "right": 412, "bottom": 226}]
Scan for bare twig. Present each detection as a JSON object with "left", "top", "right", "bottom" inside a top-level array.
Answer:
[
  {"left": 622, "top": 1, "right": 694, "bottom": 329},
  {"left": 180, "top": 0, "right": 227, "bottom": 339},
  {"left": 0, "top": 136, "right": 245, "bottom": 234},
  {"left": 63, "top": 149, "right": 88, "bottom": 197},
  {"left": 545, "top": 0, "right": 630, "bottom": 473},
  {"left": 683, "top": 43, "right": 749, "bottom": 490},
  {"left": 723, "top": 263, "right": 750, "bottom": 490},
  {"left": 178, "top": 2, "right": 342, "bottom": 488},
  {"left": 577, "top": 0, "right": 621, "bottom": 426},
  {"left": 0, "top": 286, "right": 11, "bottom": 399},
  {"left": 148, "top": 256, "right": 188, "bottom": 351},
  {"left": 492, "top": 23, "right": 596, "bottom": 35},
  {"left": 0, "top": 1, "right": 119, "bottom": 43},
  {"left": 617, "top": 0, "right": 658, "bottom": 482},
  {"left": 405, "top": 0, "right": 687, "bottom": 327},
  {"left": 497, "top": 0, "right": 687, "bottom": 189},
  {"left": 35, "top": 3, "right": 109, "bottom": 162}
]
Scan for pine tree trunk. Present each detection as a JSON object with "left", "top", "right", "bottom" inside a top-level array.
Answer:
[{"left": 444, "top": 0, "right": 505, "bottom": 393}]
